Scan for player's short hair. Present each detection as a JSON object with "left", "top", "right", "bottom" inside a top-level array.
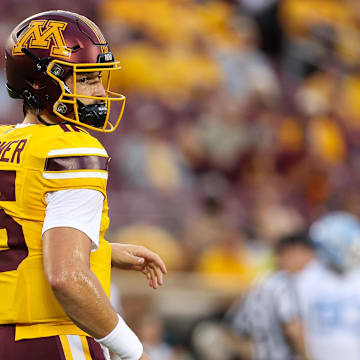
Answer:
[{"left": 275, "top": 231, "right": 314, "bottom": 253}]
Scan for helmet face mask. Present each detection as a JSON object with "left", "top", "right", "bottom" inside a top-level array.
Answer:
[
  {"left": 5, "top": 10, "right": 126, "bottom": 132},
  {"left": 48, "top": 59, "right": 125, "bottom": 132}
]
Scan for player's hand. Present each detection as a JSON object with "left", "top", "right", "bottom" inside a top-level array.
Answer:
[{"left": 110, "top": 243, "right": 167, "bottom": 289}]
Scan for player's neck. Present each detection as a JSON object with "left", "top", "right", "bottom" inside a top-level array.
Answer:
[{"left": 22, "top": 109, "right": 60, "bottom": 126}]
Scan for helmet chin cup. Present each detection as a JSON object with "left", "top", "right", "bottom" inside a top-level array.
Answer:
[{"left": 77, "top": 101, "right": 108, "bottom": 129}]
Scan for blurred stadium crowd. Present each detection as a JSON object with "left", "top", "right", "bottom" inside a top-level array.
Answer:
[{"left": 2, "top": 0, "right": 360, "bottom": 359}]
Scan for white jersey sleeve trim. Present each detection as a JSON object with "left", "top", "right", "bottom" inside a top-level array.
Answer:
[
  {"left": 47, "top": 147, "right": 108, "bottom": 157},
  {"left": 42, "top": 188, "right": 104, "bottom": 251},
  {"left": 42, "top": 171, "right": 108, "bottom": 180}
]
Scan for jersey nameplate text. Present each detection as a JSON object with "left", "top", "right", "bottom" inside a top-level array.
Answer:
[{"left": 0, "top": 139, "right": 27, "bottom": 164}]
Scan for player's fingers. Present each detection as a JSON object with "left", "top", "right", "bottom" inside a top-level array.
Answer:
[
  {"left": 149, "top": 262, "right": 164, "bottom": 286},
  {"left": 147, "top": 265, "right": 158, "bottom": 289},
  {"left": 132, "top": 246, "right": 167, "bottom": 274},
  {"left": 142, "top": 267, "right": 154, "bottom": 288},
  {"left": 142, "top": 267, "right": 150, "bottom": 280}
]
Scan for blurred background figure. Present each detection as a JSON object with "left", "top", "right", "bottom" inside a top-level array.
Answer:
[
  {"left": 3, "top": 0, "right": 360, "bottom": 358},
  {"left": 221, "top": 233, "right": 309, "bottom": 360},
  {"left": 275, "top": 233, "right": 322, "bottom": 360},
  {"left": 194, "top": 224, "right": 268, "bottom": 291},
  {"left": 299, "top": 212, "right": 360, "bottom": 360},
  {"left": 115, "top": 103, "right": 192, "bottom": 193},
  {"left": 137, "top": 313, "right": 176, "bottom": 360}
]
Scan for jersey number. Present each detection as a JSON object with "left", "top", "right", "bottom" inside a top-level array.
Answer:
[{"left": 0, "top": 170, "right": 28, "bottom": 272}]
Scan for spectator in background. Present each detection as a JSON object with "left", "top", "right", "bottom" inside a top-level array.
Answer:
[
  {"left": 279, "top": 0, "right": 360, "bottom": 81},
  {"left": 223, "top": 233, "right": 309, "bottom": 360},
  {"left": 115, "top": 103, "right": 192, "bottom": 192},
  {"left": 186, "top": 95, "right": 248, "bottom": 180},
  {"left": 136, "top": 313, "right": 175, "bottom": 360},
  {"left": 213, "top": 15, "right": 280, "bottom": 105},
  {"left": 182, "top": 195, "right": 228, "bottom": 269},
  {"left": 250, "top": 181, "right": 306, "bottom": 247},
  {"left": 100, "top": 0, "right": 222, "bottom": 109},
  {"left": 194, "top": 224, "right": 268, "bottom": 291}
]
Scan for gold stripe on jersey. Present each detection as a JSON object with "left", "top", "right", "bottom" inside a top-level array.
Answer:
[
  {"left": 60, "top": 335, "right": 74, "bottom": 360},
  {"left": 80, "top": 336, "right": 93, "bottom": 360}
]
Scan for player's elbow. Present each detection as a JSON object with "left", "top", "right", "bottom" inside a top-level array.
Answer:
[
  {"left": 46, "top": 269, "right": 69, "bottom": 292},
  {"left": 46, "top": 267, "right": 83, "bottom": 295}
]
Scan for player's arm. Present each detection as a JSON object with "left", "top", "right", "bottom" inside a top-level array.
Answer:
[
  {"left": 41, "top": 187, "right": 147, "bottom": 359},
  {"left": 43, "top": 227, "right": 117, "bottom": 338},
  {"left": 283, "top": 320, "right": 310, "bottom": 360},
  {"left": 43, "top": 227, "right": 149, "bottom": 360},
  {"left": 110, "top": 243, "right": 167, "bottom": 289}
]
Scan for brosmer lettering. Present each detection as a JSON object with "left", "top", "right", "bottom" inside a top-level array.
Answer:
[{"left": 0, "top": 139, "right": 27, "bottom": 163}]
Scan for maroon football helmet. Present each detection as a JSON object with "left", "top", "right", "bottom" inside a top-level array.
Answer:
[{"left": 5, "top": 10, "right": 125, "bottom": 132}]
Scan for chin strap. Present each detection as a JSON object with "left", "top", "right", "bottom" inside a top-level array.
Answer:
[
  {"left": 36, "top": 108, "right": 52, "bottom": 126},
  {"left": 77, "top": 100, "right": 108, "bottom": 128},
  {"left": 36, "top": 103, "right": 107, "bottom": 129},
  {"left": 54, "top": 100, "right": 107, "bottom": 129},
  {"left": 36, "top": 108, "right": 57, "bottom": 126}
]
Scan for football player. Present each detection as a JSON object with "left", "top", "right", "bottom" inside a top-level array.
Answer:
[
  {"left": 0, "top": 10, "right": 167, "bottom": 360},
  {"left": 298, "top": 211, "right": 360, "bottom": 360}
]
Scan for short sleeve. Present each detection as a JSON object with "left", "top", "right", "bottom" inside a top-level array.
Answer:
[{"left": 42, "top": 188, "right": 104, "bottom": 250}]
